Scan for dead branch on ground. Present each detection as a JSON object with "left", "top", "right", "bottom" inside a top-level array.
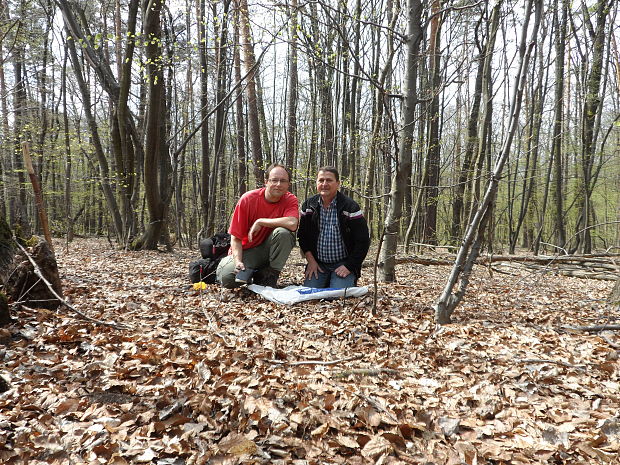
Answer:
[{"left": 14, "top": 241, "right": 128, "bottom": 330}]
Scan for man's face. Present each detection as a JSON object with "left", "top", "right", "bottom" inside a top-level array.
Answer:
[
  {"left": 264, "top": 167, "right": 290, "bottom": 201},
  {"left": 316, "top": 170, "right": 339, "bottom": 200}
]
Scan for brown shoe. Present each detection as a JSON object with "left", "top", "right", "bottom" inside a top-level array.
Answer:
[{"left": 253, "top": 267, "right": 281, "bottom": 288}]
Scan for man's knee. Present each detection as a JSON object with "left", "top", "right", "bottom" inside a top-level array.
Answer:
[
  {"left": 217, "top": 256, "right": 240, "bottom": 288},
  {"left": 271, "top": 227, "right": 295, "bottom": 247},
  {"left": 268, "top": 228, "right": 295, "bottom": 271}
]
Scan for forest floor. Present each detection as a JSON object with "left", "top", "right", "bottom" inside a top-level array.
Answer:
[{"left": 1, "top": 238, "right": 619, "bottom": 464}]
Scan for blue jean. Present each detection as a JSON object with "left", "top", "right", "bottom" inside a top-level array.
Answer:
[{"left": 303, "top": 260, "right": 356, "bottom": 289}]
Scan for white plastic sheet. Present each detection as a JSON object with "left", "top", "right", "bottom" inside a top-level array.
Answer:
[{"left": 247, "top": 284, "right": 368, "bottom": 305}]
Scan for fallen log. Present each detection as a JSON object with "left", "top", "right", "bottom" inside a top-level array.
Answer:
[{"left": 385, "top": 253, "right": 620, "bottom": 267}]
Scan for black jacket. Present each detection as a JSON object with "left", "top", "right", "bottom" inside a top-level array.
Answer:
[{"left": 298, "top": 191, "right": 370, "bottom": 280}]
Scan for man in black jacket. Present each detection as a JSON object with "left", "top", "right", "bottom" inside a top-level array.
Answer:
[{"left": 298, "top": 167, "right": 370, "bottom": 288}]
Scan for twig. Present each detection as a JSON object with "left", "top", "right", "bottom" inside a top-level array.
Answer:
[
  {"left": 372, "top": 228, "right": 386, "bottom": 316},
  {"left": 14, "top": 240, "right": 128, "bottom": 330},
  {"left": 514, "top": 358, "right": 586, "bottom": 369},
  {"left": 331, "top": 368, "right": 400, "bottom": 379},
  {"left": 265, "top": 354, "right": 363, "bottom": 366},
  {"left": 599, "top": 334, "right": 620, "bottom": 350},
  {"left": 352, "top": 391, "right": 398, "bottom": 424},
  {"left": 560, "top": 324, "right": 620, "bottom": 333}
]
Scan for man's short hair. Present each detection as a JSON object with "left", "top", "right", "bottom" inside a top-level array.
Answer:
[
  {"left": 317, "top": 166, "right": 339, "bottom": 182},
  {"left": 265, "top": 163, "right": 292, "bottom": 182}
]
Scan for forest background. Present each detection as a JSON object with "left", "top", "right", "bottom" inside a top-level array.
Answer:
[
  {"left": 0, "top": 0, "right": 619, "bottom": 289},
  {"left": 2, "top": 1, "right": 620, "bottom": 462}
]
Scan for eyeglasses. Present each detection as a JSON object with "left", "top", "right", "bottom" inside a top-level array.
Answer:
[{"left": 268, "top": 178, "right": 289, "bottom": 184}]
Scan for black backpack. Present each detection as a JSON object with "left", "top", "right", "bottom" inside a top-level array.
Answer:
[{"left": 189, "top": 232, "right": 231, "bottom": 284}]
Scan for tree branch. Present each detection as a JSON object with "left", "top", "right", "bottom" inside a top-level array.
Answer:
[{"left": 14, "top": 240, "right": 128, "bottom": 330}]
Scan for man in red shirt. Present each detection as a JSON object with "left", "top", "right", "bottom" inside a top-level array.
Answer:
[{"left": 216, "top": 164, "right": 299, "bottom": 288}]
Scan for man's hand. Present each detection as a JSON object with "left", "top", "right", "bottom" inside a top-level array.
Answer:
[
  {"left": 248, "top": 219, "right": 263, "bottom": 243},
  {"left": 304, "top": 256, "right": 324, "bottom": 280},
  {"left": 234, "top": 260, "right": 245, "bottom": 272},
  {"left": 334, "top": 265, "right": 351, "bottom": 278}
]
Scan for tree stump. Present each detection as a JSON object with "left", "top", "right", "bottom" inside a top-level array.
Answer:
[
  {"left": 0, "top": 216, "right": 14, "bottom": 324},
  {"left": 4, "top": 237, "right": 63, "bottom": 310},
  {"left": 0, "top": 293, "right": 9, "bottom": 326}
]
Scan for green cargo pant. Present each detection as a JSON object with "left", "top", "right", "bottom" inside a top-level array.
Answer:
[{"left": 216, "top": 227, "right": 295, "bottom": 289}]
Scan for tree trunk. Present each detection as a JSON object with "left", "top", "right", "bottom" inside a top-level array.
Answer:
[
  {"left": 450, "top": 16, "right": 488, "bottom": 245},
  {"left": 551, "top": 0, "right": 568, "bottom": 251},
  {"left": 233, "top": 7, "right": 247, "bottom": 196},
  {"left": 576, "top": 0, "right": 612, "bottom": 253},
  {"left": 65, "top": 34, "right": 124, "bottom": 241},
  {"left": 239, "top": 0, "right": 264, "bottom": 185},
  {"left": 11, "top": 48, "right": 29, "bottom": 233},
  {"left": 61, "top": 46, "right": 73, "bottom": 244},
  {"left": 346, "top": 0, "right": 362, "bottom": 189},
  {"left": 380, "top": 0, "right": 423, "bottom": 282},
  {"left": 421, "top": 0, "right": 442, "bottom": 245},
  {"left": 285, "top": 0, "right": 298, "bottom": 171},
  {"left": 198, "top": 0, "right": 212, "bottom": 236},
  {"left": 113, "top": 0, "right": 140, "bottom": 243},
  {"left": 309, "top": 0, "right": 336, "bottom": 167},
  {"left": 434, "top": 0, "right": 542, "bottom": 324},
  {"left": 0, "top": 0, "right": 10, "bottom": 221},
  {"left": 137, "top": 0, "right": 171, "bottom": 250},
  {"left": 509, "top": 29, "right": 548, "bottom": 253}
]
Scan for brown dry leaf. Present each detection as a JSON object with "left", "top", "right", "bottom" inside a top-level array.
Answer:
[
  {"left": 218, "top": 433, "right": 258, "bottom": 456},
  {"left": 361, "top": 435, "right": 394, "bottom": 460},
  {"left": 336, "top": 434, "right": 360, "bottom": 449},
  {"left": 5, "top": 239, "right": 617, "bottom": 465},
  {"left": 310, "top": 422, "right": 329, "bottom": 437}
]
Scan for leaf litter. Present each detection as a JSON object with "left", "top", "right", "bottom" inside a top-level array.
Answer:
[{"left": 1, "top": 238, "right": 618, "bottom": 464}]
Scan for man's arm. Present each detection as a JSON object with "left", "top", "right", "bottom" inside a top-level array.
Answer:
[
  {"left": 248, "top": 216, "right": 298, "bottom": 242},
  {"left": 230, "top": 235, "right": 245, "bottom": 271}
]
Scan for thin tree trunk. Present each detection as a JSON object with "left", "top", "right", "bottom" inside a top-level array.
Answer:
[
  {"left": 0, "top": 0, "right": 11, "bottom": 220},
  {"left": 285, "top": 0, "right": 298, "bottom": 171},
  {"left": 198, "top": 0, "right": 212, "bottom": 236},
  {"left": 434, "top": 0, "right": 542, "bottom": 324},
  {"left": 577, "top": 0, "right": 612, "bottom": 253},
  {"left": 12, "top": 48, "right": 29, "bottom": 232},
  {"left": 510, "top": 28, "right": 548, "bottom": 253},
  {"left": 239, "top": 0, "right": 264, "bottom": 185},
  {"left": 61, "top": 45, "right": 73, "bottom": 243},
  {"left": 65, "top": 31, "right": 124, "bottom": 241},
  {"left": 114, "top": 0, "right": 140, "bottom": 242},
  {"left": 233, "top": 10, "right": 247, "bottom": 197},
  {"left": 421, "top": 0, "right": 442, "bottom": 245},
  {"left": 550, "top": 0, "right": 568, "bottom": 250},
  {"left": 381, "top": 0, "right": 423, "bottom": 282}
]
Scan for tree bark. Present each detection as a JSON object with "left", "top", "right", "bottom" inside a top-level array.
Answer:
[
  {"left": 136, "top": 0, "right": 171, "bottom": 250},
  {"left": 421, "top": 0, "right": 442, "bottom": 245},
  {"left": 380, "top": 0, "right": 423, "bottom": 282},
  {"left": 65, "top": 33, "right": 124, "bottom": 241},
  {"left": 239, "top": 0, "right": 264, "bottom": 185},
  {"left": 197, "top": 0, "right": 212, "bottom": 236},
  {"left": 285, "top": 0, "right": 298, "bottom": 171},
  {"left": 551, "top": 0, "right": 568, "bottom": 250},
  {"left": 576, "top": 0, "right": 612, "bottom": 253},
  {"left": 233, "top": 7, "right": 247, "bottom": 196},
  {"left": 434, "top": 0, "right": 542, "bottom": 324}
]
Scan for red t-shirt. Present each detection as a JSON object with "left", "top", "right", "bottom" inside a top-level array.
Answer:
[{"left": 229, "top": 188, "right": 299, "bottom": 250}]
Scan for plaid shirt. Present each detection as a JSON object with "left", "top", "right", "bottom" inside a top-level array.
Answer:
[{"left": 317, "top": 198, "right": 347, "bottom": 263}]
